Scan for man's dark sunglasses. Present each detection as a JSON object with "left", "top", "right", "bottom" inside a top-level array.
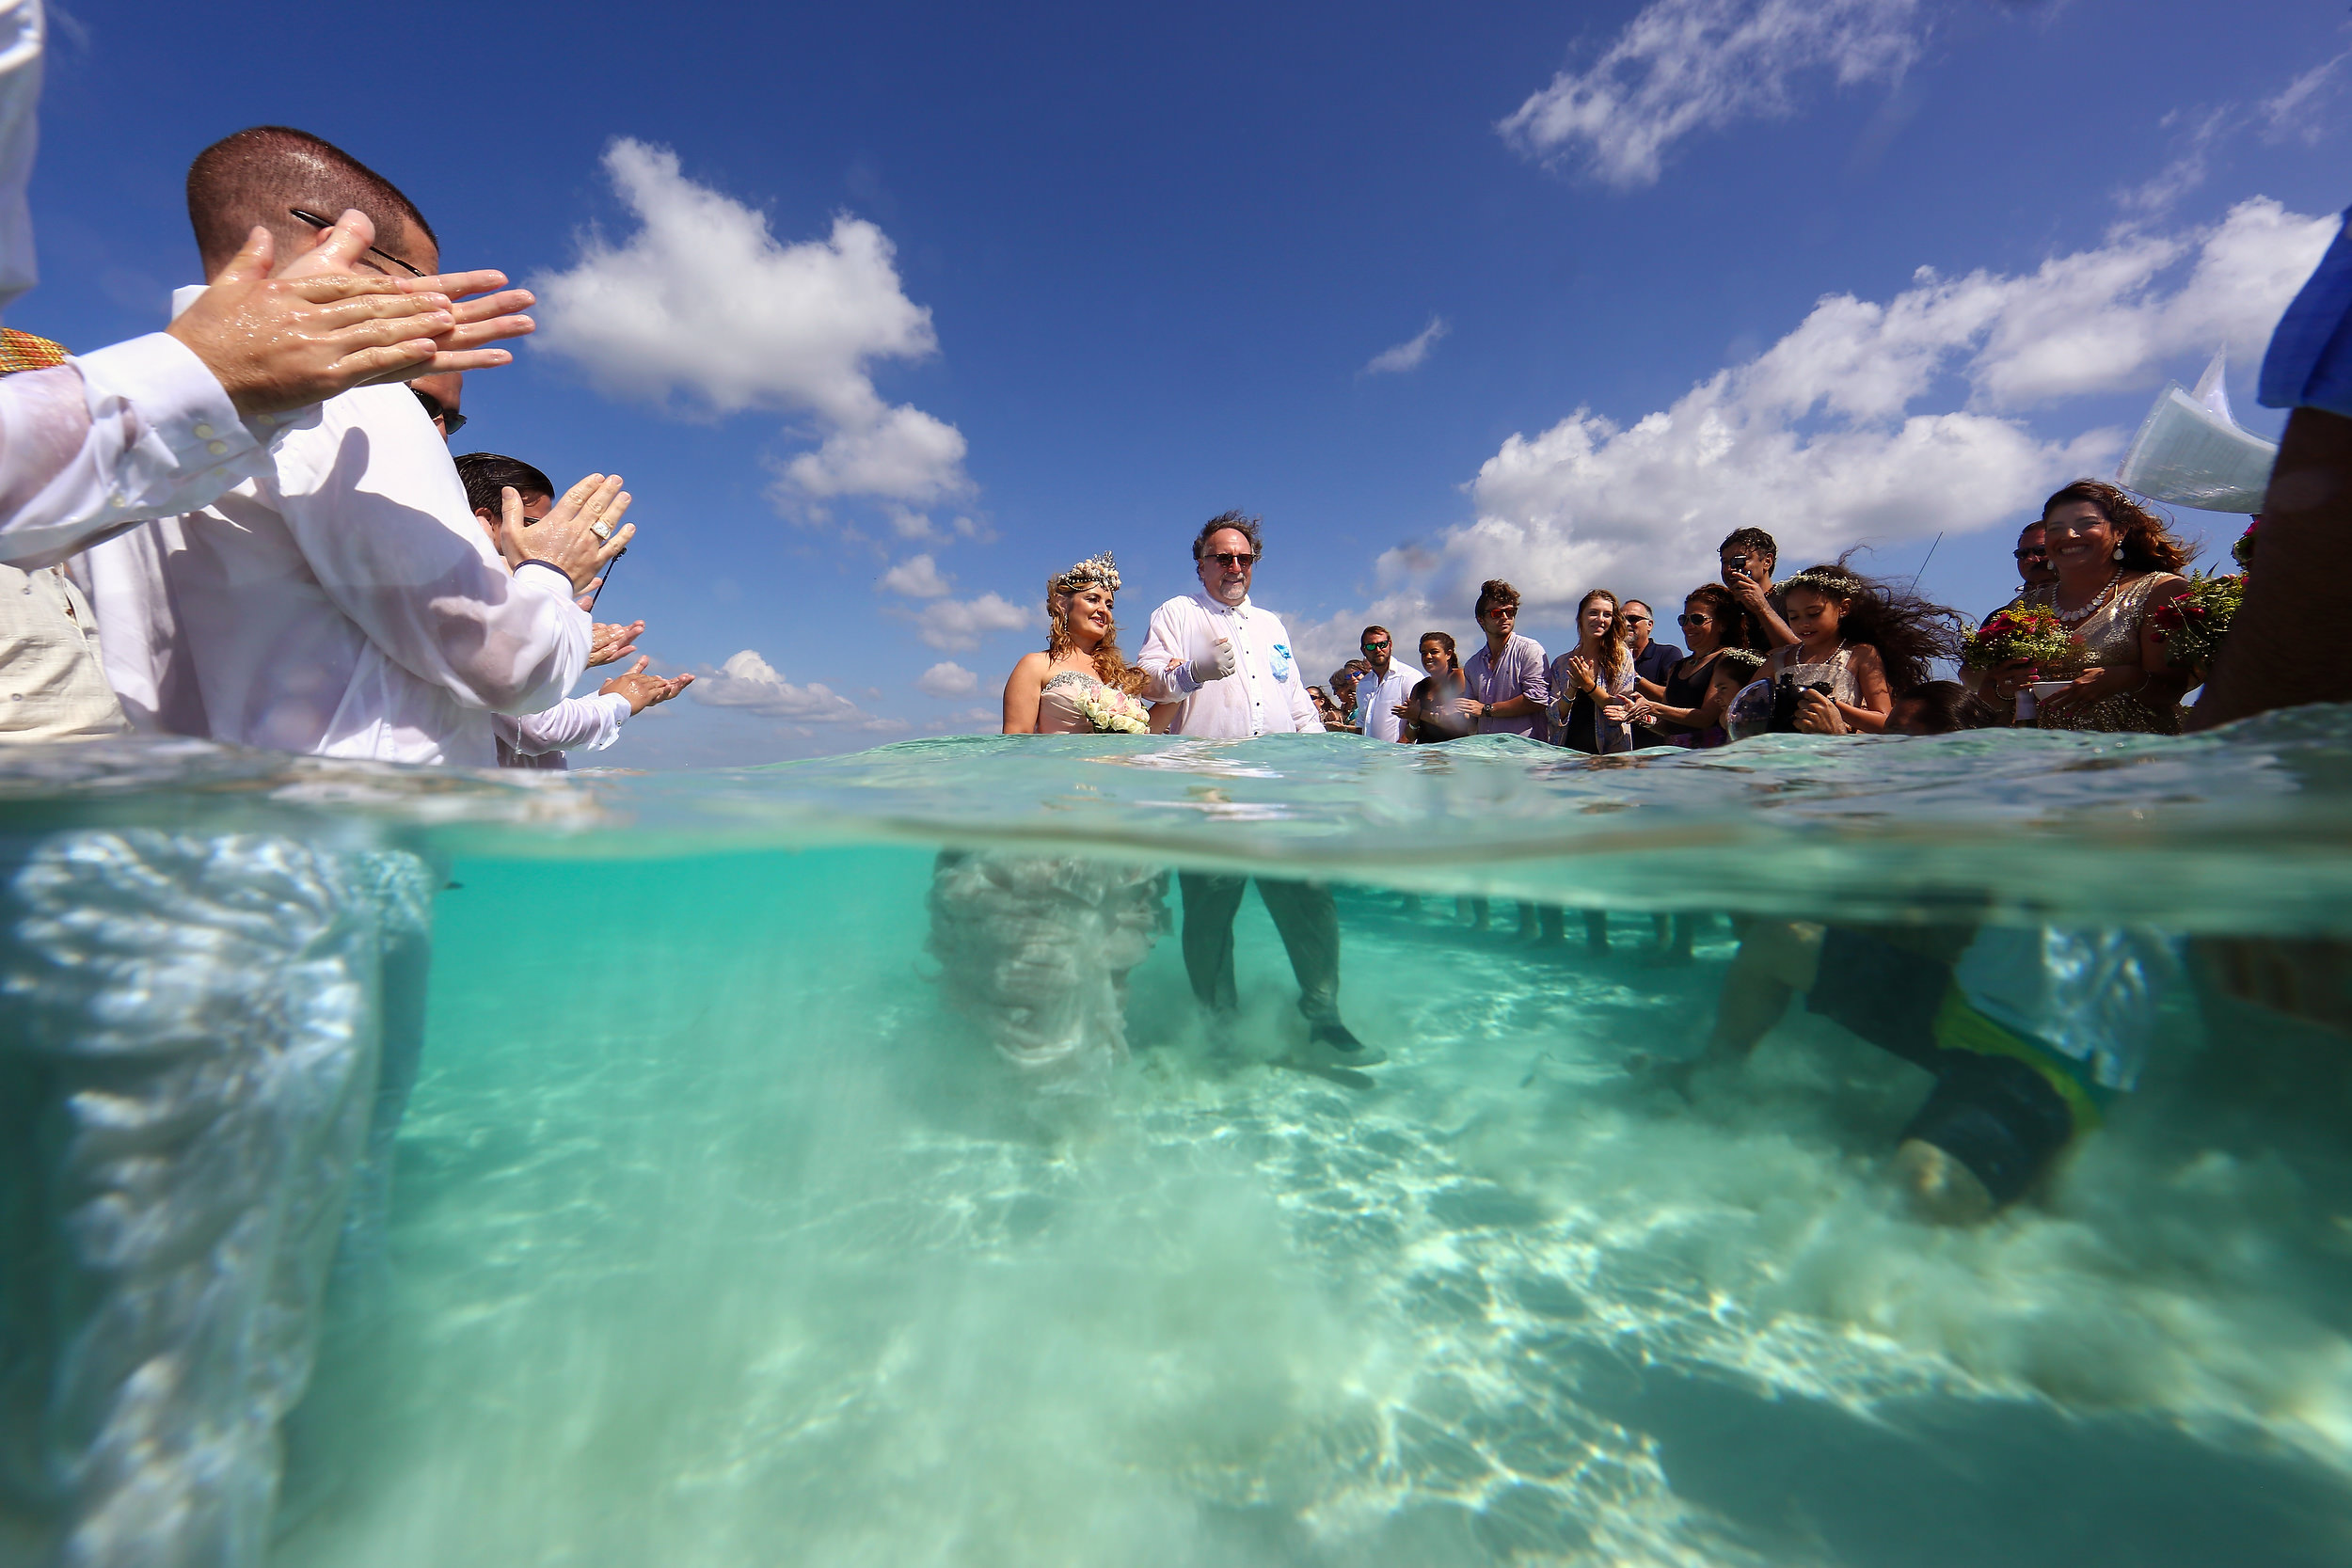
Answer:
[
  {"left": 288, "top": 207, "right": 428, "bottom": 278},
  {"left": 2013, "top": 546, "right": 2049, "bottom": 561},
  {"left": 1361, "top": 639, "right": 1391, "bottom": 651},
  {"left": 413, "top": 388, "right": 468, "bottom": 436},
  {"left": 1205, "top": 551, "right": 1257, "bottom": 569}
]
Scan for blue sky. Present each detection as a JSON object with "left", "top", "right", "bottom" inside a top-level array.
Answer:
[{"left": 23, "top": 0, "right": 2350, "bottom": 765}]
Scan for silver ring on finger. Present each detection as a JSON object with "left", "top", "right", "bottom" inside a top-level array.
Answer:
[{"left": 590, "top": 519, "right": 613, "bottom": 541}]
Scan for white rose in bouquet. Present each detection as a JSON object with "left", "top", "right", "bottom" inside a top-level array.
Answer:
[{"left": 1076, "top": 682, "right": 1151, "bottom": 734}]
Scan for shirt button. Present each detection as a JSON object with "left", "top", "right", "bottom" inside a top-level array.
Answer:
[
  {"left": 193, "top": 423, "right": 215, "bottom": 439},
  {"left": 207, "top": 441, "right": 229, "bottom": 455}
]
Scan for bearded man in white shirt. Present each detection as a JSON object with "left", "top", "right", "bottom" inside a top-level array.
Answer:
[
  {"left": 1137, "top": 513, "right": 1382, "bottom": 1070},
  {"left": 1351, "top": 625, "right": 1417, "bottom": 743}
]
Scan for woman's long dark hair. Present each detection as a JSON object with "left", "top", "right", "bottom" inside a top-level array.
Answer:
[
  {"left": 1777, "top": 558, "right": 1965, "bottom": 694},
  {"left": 1682, "top": 582, "right": 1765, "bottom": 654}
]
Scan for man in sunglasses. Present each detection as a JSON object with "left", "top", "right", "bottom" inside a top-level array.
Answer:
[
  {"left": 1352, "top": 625, "right": 1416, "bottom": 743},
  {"left": 1140, "top": 512, "right": 1383, "bottom": 1071},
  {"left": 2011, "top": 521, "right": 2058, "bottom": 592}
]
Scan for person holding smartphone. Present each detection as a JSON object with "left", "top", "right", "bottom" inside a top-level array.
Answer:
[{"left": 1718, "top": 527, "right": 1798, "bottom": 649}]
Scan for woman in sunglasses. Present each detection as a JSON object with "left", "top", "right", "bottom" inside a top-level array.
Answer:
[{"left": 1629, "top": 584, "right": 1760, "bottom": 750}]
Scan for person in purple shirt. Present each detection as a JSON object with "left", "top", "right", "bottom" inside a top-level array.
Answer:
[{"left": 1458, "top": 578, "right": 1549, "bottom": 736}]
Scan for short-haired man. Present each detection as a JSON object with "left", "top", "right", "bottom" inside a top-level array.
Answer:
[
  {"left": 1352, "top": 625, "right": 1416, "bottom": 743},
  {"left": 1459, "top": 578, "right": 1549, "bottom": 736},
  {"left": 78, "top": 126, "right": 623, "bottom": 764},
  {"left": 1718, "top": 527, "right": 1797, "bottom": 648},
  {"left": 1620, "top": 599, "right": 1682, "bottom": 750},
  {"left": 1139, "top": 512, "right": 1381, "bottom": 1069},
  {"left": 453, "top": 452, "right": 691, "bottom": 768},
  {"left": 2011, "top": 521, "right": 2058, "bottom": 592}
]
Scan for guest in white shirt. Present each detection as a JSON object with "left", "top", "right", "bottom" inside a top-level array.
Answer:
[
  {"left": 1351, "top": 625, "right": 1417, "bottom": 743},
  {"left": 453, "top": 451, "right": 691, "bottom": 768},
  {"left": 1137, "top": 513, "right": 1382, "bottom": 1070},
  {"left": 75, "top": 128, "right": 625, "bottom": 768}
]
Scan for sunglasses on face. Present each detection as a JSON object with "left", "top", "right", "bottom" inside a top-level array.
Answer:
[
  {"left": 288, "top": 207, "right": 428, "bottom": 278},
  {"left": 1623, "top": 614, "right": 1651, "bottom": 626},
  {"left": 1204, "top": 552, "right": 1257, "bottom": 569},
  {"left": 1677, "top": 613, "right": 1709, "bottom": 626},
  {"left": 2013, "top": 547, "right": 2049, "bottom": 561},
  {"left": 1361, "top": 641, "right": 1390, "bottom": 652},
  {"left": 412, "top": 388, "right": 468, "bottom": 436}
]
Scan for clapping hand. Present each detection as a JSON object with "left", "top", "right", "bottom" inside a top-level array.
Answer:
[
  {"left": 498, "top": 474, "right": 633, "bottom": 596},
  {"left": 166, "top": 218, "right": 488, "bottom": 419},
  {"left": 587, "top": 618, "right": 645, "bottom": 667},
  {"left": 597, "top": 656, "right": 694, "bottom": 715}
]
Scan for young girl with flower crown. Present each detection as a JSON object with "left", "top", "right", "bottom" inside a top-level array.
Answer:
[{"left": 1761, "top": 561, "right": 1964, "bottom": 735}]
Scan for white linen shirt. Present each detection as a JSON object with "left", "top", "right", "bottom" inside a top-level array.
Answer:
[
  {"left": 74, "top": 373, "right": 587, "bottom": 768},
  {"left": 496, "top": 691, "right": 630, "bottom": 770},
  {"left": 1138, "top": 591, "right": 1323, "bottom": 737},
  {"left": 1352, "top": 661, "right": 1418, "bottom": 743}
]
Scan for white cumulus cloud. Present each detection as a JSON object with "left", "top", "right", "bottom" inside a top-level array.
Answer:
[
  {"left": 1500, "top": 0, "right": 1925, "bottom": 188},
  {"left": 691, "top": 649, "right": 878, "bottom": 723},
  {"left": 914, "top": 593, "right": 1032, "bottom": 652},
  {"left": 1289, "top": 198, "right": 2333, "bottom": 677},
  {"left": 1362, "top": 316, "right": 1450, "bottom": 376},
  {"left": 878, "top": 553, "right": 953, "bottom": 597},
  {"left": 916, "top": 660, "right": 979, "bottom": 698},
  {"left": 532, "top": 138, "right": 970, "bottom": 506}
]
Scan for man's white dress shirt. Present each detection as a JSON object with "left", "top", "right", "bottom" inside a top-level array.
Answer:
[
  {"left": 1138, "top": 591, "right": 1324, "bottom": 737},
  {"left": 75, "top": 358, "right": 587, "bottom": 767},
  {"left": 1353, "top": 661, "right": 1418, "bottom": 742}
]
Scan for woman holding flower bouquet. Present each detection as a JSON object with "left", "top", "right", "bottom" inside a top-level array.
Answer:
[
  {"left": 1975, "top": 481, "right": 2194, "bottom": 734},
  {"left": 928, "top": 553, "right": 1174, "bottom": 1098},
  {"left": 1000, "top": 554, "right": 1175, "bottom": 736}
]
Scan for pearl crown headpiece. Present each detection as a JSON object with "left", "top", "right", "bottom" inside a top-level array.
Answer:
[{"left": 1052, "top": 551, "right": 1121, "bottom": 593}]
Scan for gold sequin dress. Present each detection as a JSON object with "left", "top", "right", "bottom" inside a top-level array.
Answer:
[{"left": 2014, "top": 573, "right": 2185, "bottom": 735}]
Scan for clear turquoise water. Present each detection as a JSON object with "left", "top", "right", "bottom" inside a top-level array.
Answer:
[{"left": 12, "top": 716, "right": 2352, "bottom": 1565}]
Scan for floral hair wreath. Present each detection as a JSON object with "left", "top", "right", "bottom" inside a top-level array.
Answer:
[
  {"left": 1050, "top": 551, "right": 1121, "bottom": 595},
  {"left": 1778, "top": 566, "right": 1859, "bottom": 599}
]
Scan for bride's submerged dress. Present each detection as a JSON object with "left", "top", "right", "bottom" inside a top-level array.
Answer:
[{"left": 927, "top": 672, "right": 1169, "bottom": 1094}]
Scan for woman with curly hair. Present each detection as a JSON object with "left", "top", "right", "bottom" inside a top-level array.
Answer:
[
  {"left": 1546, "top": 588, "right": 1642, "bottom": 753},
  {"left": 1763, "top": 560, "right": 1965, "bottom": 735},
  {"left": 1000, "top": 552, "right": 1177, "bottom": 735},
  {"left": 1978, "top": 481, "right": 2194, "bottom": 734}
]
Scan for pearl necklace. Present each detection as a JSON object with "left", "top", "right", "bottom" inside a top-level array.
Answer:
[{"left": 2053, "top": 569, "right": 2122, "bottom": 628}]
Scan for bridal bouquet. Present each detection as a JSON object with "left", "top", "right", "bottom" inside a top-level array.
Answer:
[
  {"left": 1960, "top": 603, "right": 2078, "bottom": 673},
  {"left": 2150, "top": 572, "right": 2244, "bottom": 672},
  {"left": 1077, "top": 684, "right": 1151, "bottom": 734}
]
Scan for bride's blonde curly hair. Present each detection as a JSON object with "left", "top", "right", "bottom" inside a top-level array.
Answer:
[{"left": 1046, "top": 552, "right": 1148, "bottom": 695}]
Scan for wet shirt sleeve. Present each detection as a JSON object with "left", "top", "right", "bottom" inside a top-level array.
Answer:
[{"left": 0, "top": 337, "right": 277, "bottom": 569}]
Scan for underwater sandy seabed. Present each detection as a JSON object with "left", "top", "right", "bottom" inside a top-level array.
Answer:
[{"left": 269, "top": 845, "right": 2352, "bottom": 1568}]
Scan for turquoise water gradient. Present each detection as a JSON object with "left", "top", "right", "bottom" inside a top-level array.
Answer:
[{"left": 8, "top": 716, "right": 2352, "bottom": 1564}]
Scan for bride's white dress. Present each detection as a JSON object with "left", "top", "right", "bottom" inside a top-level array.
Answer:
[{"left": 926, "top": 672, "right": 1168, "bottom": 1092}]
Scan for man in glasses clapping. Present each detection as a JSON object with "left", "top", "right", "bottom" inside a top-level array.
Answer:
[{"left": 1139, "top": 512, "right": 1384, "bottom": 1074}]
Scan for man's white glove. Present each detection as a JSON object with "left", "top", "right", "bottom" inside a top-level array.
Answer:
[{"left": 1189, "top": 638, "right": 1237, "bottom": 684}]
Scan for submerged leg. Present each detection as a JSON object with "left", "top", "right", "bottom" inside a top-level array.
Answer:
[
  {"left": 1255, "top": 877, "right": 1342, "bottom": 1022},
  {"left": 0, "top": 831, "right": 383, "bottom": 1568},
  {"left": 1176, "top": 871, "right": 1248, "bottom": 1019},
  {"left": 1584, "top": 910, "right": 1610, "bottom": 955},
  {"left": 1704, "top": 921, "right": 1823, "bottom": 1064}
]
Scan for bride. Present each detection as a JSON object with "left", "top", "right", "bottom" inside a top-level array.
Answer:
[{"left": 927, "top": 553, "right": 1174, "bottom": 1094}]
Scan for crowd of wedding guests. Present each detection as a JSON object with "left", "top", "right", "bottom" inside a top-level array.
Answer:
[{"left": 1318, "top": 481, "right": 2214, "bottom": 756}]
